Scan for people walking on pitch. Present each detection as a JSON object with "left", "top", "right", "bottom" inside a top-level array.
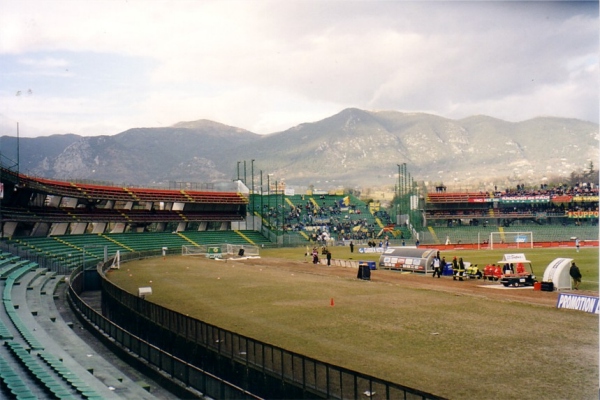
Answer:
[
  {"left": 569, "top": 261, "right": 582, "bottom": 290},
  {"left": 312, "top": 247, "right": 319, "bottom": 264},
  {"left": 432, "top": 256, "right": 441, "bottom": 278}
]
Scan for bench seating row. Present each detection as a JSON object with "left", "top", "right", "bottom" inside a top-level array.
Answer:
[{"left": 0, "top": 256, "right": 104, "bottom": 399}]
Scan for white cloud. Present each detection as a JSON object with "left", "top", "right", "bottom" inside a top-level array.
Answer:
[
  {"left": 0, "top": 0, "right": 597, "bottom": 137},
  {"left": 18, "top": 56, "right": 69, "bottom": 68}
]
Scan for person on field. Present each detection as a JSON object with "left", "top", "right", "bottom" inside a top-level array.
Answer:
[
  {"left": 440, "top": 257, "right": 447, "bottom": 275},
  {"left": 432, "top": 256, "right": 441, "bottom": 278},
  {"left": 575, "top": 238, "right": 580, "bottom": 253},
  {"left": 312, "top": 247, "right": 319, "bottom": 264},
  {"left": 349, "top": 241, "right": 354, "bottom": 253},
  {"left": 326, "top": 250, "right": 332, "bottom": 266},
  {"left": 569, "top": 261, "right": 582, "bottom": 290}
]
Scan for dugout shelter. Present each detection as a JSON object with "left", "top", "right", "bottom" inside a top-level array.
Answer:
[
  {"left": 378, "top": 247, "right": 439, "bottom": 273},
  {"left": 541, "top": 257, "right": 574, "bottom": 291}
]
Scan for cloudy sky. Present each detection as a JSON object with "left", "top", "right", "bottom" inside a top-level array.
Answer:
[{"left": 1, "top": 1, "right": 598, "bottom": 137}]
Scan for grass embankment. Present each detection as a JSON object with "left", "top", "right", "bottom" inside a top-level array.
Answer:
[{"left": 107, "top": 247, "right": 599, "bottom": 400}]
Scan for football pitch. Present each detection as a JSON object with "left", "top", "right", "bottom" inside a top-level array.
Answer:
[{"left": 107, "top": 247, "right": 599, "bottom": 400}]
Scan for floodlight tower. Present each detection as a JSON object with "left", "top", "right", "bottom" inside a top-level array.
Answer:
[
  {"left": 260, "top": 170, "right": 263, "bottom": 229},
  {"left": 267, "top": 174, "right": 273, "bottom": 228},
  {"left": 251, "top": 159, "right": 255, "bottom": 230},
  {"left": 275, "top": 180, "right": 279, "bottom": 233}
]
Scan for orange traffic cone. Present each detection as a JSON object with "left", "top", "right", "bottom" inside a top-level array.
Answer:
[{"left": 330, "top": 298, "right": 335, "bottom": 307}]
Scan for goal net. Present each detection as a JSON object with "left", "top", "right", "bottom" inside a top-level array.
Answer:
[
  {"left": 182, "top": 245, "right": 208, "bottom": 256},
  {"left": 182, "top": 244, "right": 260, "bottom": 258},
  {"left": 226, "top": 244, "right": 260, "bottom": 257},
  {"left": 489, "top": 231, "right": 533, "bottom": 250}
]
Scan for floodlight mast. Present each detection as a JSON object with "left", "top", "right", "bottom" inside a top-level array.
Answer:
[{"left": 251, "top": 159, "right": 255, "bottom": 230}]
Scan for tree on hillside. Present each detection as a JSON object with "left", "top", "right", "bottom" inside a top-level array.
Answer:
[{"left": 568, "top": 162, "right": 599, "bottom": 187}]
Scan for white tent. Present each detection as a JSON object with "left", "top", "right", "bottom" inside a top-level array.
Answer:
[{"left": 542, "top": 258, "right": 574, "bottom": 291}]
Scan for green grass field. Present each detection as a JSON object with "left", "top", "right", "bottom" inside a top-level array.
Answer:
[{"left": 107, "top": 246, "right": 599, "bottom": 400}]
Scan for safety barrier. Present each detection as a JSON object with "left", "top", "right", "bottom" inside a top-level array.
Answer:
[
  {"left": 67, "top": 262, "right": 261, "bottom": 400},
  {"left": 91, "top": 250, "right": 443, "bottom": 400}
]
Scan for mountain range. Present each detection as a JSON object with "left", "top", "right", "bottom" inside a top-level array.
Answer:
[{"left": 0, "top": 108, "right": 598, "bottom": 191}]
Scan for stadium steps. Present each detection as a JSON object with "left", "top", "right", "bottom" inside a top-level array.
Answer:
[
  {"left": 10, "top": 231, "right": 272, "bottom": 257},
  {"left": 183, "top": 230, "right": 263, "bottom": 246},
  {"left": 102, "top": 232, "right": 189, "bottom": 252},
  {"left": 51, "top": 237, "right": 83, "bottom": 253},
  {"left": 97, "top": 234, "right": 135, "bottom": 252},
  {"left": 309, "top": 197, "right": 320, "bottom": 210},
  {"left": 9, "top": 238, "right": 80, "bottom": 262},
  {"left": 298, "top": 231, "right": 310, "bottom": 240},
  {"left": 58, "top": 234, "right": 128, "bottom": 254},
  {"left": 176, "top": 232, "right": 200, "bottom": 246},
  {"left": 498, "top": 227, "right": 506, "bottom": 242},
  {"left": 428, "top": 227, "right": 440, "bottom": 244},
  {"left": 234, "top": 230, "right": 255, "bottom": 245}
]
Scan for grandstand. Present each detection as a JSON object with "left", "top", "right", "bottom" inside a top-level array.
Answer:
[
  {"left": 421, "top": 186, "right": 598, "bottom": 244},
  {"left": 0, "top": 250, "right": 168, "bottom": 398},
  {"left": 422, "top": 225, "right": 599, "bottom": 247},
  {"left": 0, "top": 160, "right": 597, "bottom": 399},
  {"left": 4, "top": 164, "right": 595, "bottom": 249},
  {"left": 0, "top": 166, "right": 247, "bottom": 237},
  {"left": 253, "top": 191, "right": 410, "bottom": 245}
]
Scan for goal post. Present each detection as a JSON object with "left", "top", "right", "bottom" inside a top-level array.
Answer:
[
  {"left": 182, "top": 244, "right": 260, "bottom": 258},
  {"left": 182, "top": 245, "right": 208, "bottom": 256},
  {"left": 489, "top": 231, "right": 533, "bottom": 250},
  {"left": 110, "top": 250, "right": 121, "bottom": 269},
  {"left": 226, "top": 244, "right": 260, "bottom": 257}
]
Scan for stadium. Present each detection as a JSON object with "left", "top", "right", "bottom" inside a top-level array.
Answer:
[{"left": 0, "top": 156, "right": 597, "bottom": 400}]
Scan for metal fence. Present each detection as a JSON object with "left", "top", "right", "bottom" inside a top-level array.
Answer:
[
  {"left": 67, "top": 266, "right": 261, "bottom": 400},
  {"left": 95, "top": 251, "right": 444, "bottom": 400}
]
